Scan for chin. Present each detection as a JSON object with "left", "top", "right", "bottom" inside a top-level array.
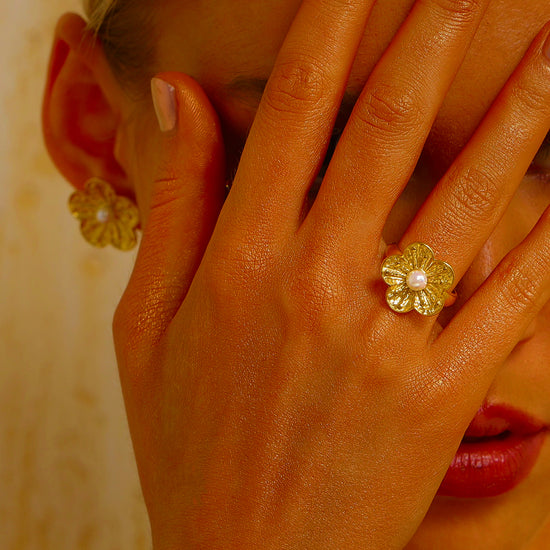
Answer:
[{"left": 405, "top": 438, "right": 550, "bottom": 549}]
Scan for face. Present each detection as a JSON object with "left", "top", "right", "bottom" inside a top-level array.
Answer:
[{"left": 120, "top": 0, "right": 550, "bottom": 546}]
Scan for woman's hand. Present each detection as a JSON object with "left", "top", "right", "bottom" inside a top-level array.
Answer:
[{"left": 113, "top": 0, "right": 550, "bottom": 547}]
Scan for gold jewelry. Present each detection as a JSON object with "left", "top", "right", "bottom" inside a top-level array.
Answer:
[
  {"left": 68, "top": 178, "right": 140, "bottom": 251},
  {"left": 225, "top": 178, "right": 233, "bottom": 196},
  {"left": 381, "top": 242, "right": 455, "bottom": 316}
]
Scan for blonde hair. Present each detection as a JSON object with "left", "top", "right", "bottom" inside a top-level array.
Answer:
[
  {"left": 83, "top": 0, "right": 119, "bottom": 34},
  {"left": 82, "top": 0, "right": 156, "bottom": 97}
]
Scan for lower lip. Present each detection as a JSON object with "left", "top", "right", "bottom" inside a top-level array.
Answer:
[{"left": 437, "top": 431, "right": 547, "bottom": 498}]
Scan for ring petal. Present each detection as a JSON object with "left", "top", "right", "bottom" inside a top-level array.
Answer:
[
  {"left": 414, "top": 285, "right": 446, "bottom": 316},
  {"left": 402, "top": 242, "right": 435, "bottom": 271},
  {"left": 426, "top": 260, "right": 455, "bottom": 291},
  {"left": 381, "top": 255, "right": 409, "bottom": 286},
  {"left": 386, "top": 283, "right": 415, "bottom": 313}
]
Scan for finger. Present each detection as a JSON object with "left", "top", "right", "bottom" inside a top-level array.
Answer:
[
  {"left": 401, "top": 21, "right": 550, "bottom": 283},
  {"left": 221, "top": 0, "right": 376, "bottom": 243},
  {"left": 431, "top": 205, "right": 550, "bottom": 387},
  {"left": 114, "top": 72, "right": 226, "bottom": 362},
  {"left": 306, "top": 0, "right": 490, "bottom": 259}
]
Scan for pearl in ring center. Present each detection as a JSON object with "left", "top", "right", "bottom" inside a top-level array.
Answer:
[{"left": 406, "top": 269, "right": 428, "bottom": 291}]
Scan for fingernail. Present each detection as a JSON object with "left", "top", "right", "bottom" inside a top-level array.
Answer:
[{"left": 151, "top": 77, "right": 177, "bottom": 132}]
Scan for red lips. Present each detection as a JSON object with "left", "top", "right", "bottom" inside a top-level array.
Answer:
[{"left": 437, "top": 404, "right": 548, "bottom": 498}]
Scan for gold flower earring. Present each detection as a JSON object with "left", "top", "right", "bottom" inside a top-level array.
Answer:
[{"left": 68, "top": 178, "right": 140, "bottom": 251}]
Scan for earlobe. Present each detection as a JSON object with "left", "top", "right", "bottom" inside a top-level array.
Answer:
[{"left": 42, "top": 13, "right": 129, "bottom": 194}]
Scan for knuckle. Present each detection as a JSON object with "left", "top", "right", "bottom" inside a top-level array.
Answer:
[
  {"left": 356, "top": 84, "right": 423, "bottom": 137},
  {"left": 498, "top": 255, "right": 541, "bottom": 311},
  {"left": 510, "top": 82, "right": 549, "bottom": 116},
  {"left": 263, "top": 57, "right": 330, "bottom": 117},
  {"left": 113, "top": 278, "right": 172, "bottom": 348},
  {"left": 112, "top": 291, "right": 151, "bottom": 371},
  {"left": 508, "top": 272, "right": 539, "bottom": 311},
  {"left": 431, "top": 0, "right": 484, "bottom": 24},
  {"left": 320, "top": 0, "right": 359, "bottom": 9},
  {"left": 113, "top": 290, "right": 146, "bottom": 351},
  {"left": 445, "top": 165, "right": 501, "bottom": 224}
]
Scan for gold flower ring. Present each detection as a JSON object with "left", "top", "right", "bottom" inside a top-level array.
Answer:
[{"left": 381, "top": 242, "right": 455, "bottom": 316}]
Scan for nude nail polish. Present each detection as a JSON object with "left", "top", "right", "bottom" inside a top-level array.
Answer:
[{"left": 151, "top": 77, "right": 177, "bottom": 132}]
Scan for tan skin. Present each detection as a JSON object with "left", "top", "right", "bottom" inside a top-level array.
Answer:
[{"left": 42, "top": 0, "right": 550, "bottom": 548}]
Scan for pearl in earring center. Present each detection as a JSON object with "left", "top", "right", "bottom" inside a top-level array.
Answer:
[{"left": 96, "top": 206, "right": 112, "bottom": 224}]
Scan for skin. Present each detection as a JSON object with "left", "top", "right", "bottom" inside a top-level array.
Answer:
[{"left": 42, "top": 0, "right": 550, "bottom": 548}]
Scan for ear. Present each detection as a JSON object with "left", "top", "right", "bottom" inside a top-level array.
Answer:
[{"left": 42, "top": 13, "right": 131, "bottom": 195}]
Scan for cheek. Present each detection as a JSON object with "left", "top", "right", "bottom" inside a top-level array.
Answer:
[
  {"left": 500, "top": 176, "right": 550, "bottom": 250},
  {"left": 205, "top": 93, "right": 256, "bottom": 178}
]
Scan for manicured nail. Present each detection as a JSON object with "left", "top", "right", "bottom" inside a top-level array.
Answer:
[{"left": 151, "top": 77, "right": 177, "bottom": 132}]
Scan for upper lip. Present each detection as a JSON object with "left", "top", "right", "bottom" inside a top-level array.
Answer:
[{"left": 463, "top": 403, "right": 548, "bottom": 439}]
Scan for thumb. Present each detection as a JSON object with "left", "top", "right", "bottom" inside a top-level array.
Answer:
[{"left": 115, "top": 72, "right": 226, "bottom": 357}]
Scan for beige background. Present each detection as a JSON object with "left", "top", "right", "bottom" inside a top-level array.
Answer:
[
  {"left": 3, "top": 2, "right": 550, "bottom": 550},
  {"left": 0, "top": 1, "right": 150, "bottom": 548}
]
